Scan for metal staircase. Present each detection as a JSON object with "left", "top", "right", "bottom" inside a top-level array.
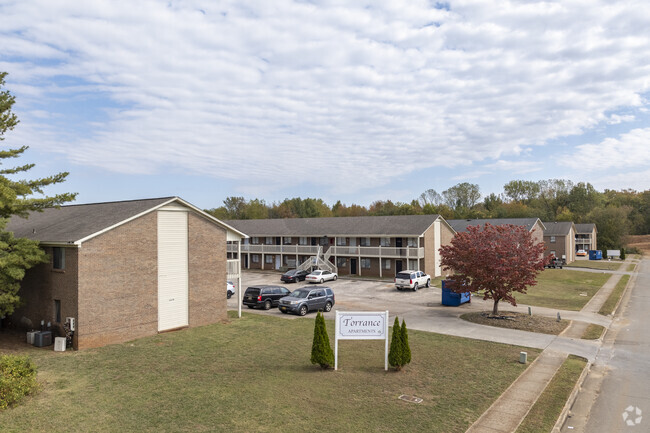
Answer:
[{"left": 296, "top": 245, "right": 338, "bottom": 274}]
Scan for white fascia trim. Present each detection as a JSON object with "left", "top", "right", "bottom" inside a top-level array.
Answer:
[
  {"left": 74, "top": 197, "right": 249, "bottom": 246},
  {"left": 38, "top": 242, "right": 80, "bottom": 248},
  {"left": 171, "top": 197, "right": 249, "bottom": 239}
]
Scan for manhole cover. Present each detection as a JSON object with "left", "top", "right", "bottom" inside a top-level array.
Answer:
[{"left": 398, "top": 395, "right": 423, "bottom": 404}]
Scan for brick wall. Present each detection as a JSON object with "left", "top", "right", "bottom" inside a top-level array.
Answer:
[
  {"left": 12, "top": 246, "right": 79, "bottom": 336},
  {"left": 77, "top": 211, "right": 158, "bottom": 349},
  {"left": 188, "top": 213, "right": 227, "bottom": 327}
]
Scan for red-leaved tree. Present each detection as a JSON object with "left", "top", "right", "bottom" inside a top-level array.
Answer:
[{"left": 439, "top": 223, "right": 546, "bottom": 315}]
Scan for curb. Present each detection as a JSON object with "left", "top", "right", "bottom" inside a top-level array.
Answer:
[
  {"left": 551, "top": 360, "right": 591, "bottom": 433},
  {"left": 611, "top": 267, "right": 636, "bottom": 317}
]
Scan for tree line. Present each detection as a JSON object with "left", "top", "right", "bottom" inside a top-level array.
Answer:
[{"left": 207, "top": 180, "right": 650, "bottom": 251}]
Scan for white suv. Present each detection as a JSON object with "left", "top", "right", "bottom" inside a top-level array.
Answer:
[{"left": 395, "top": 270, "right": 430, "bottom": 291}]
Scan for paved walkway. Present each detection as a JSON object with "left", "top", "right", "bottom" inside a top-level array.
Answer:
[{"left": 462, "top": 258, "right": 633, "bottom": 433}]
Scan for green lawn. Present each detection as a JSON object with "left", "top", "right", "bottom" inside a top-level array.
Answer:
[
  {"left": 581, "top": 324, "right": 605, "bottom": 340},
  {"left": 513, "top": 270, "right": 611, "bottom": 311},
  {"left": 598, "top": 274, "right": 630, "bottom": 316},
  {"left": 626, "top": 263, "right": 637, "bottom": 272},
  {"left": 0, "top": 312, "right": 539, "bottom": 433},
  {"left": 515, "top": 355, "right": 587, "bottom": 433},
  {"left": 566, "top": 260, "right": 623, "bottom": 271}
]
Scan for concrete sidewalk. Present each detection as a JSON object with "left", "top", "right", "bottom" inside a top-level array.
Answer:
[{"left": 466, "top": 350, "right": 568, "bottom": 433}]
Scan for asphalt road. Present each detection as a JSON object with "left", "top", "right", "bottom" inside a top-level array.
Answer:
[{"left": 564, "top": 257, "right": 649, "bottom": 432}]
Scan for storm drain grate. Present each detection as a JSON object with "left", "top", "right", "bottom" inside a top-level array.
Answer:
[{"left": 398, "top": 395, "right": 423, "bottom": 404}]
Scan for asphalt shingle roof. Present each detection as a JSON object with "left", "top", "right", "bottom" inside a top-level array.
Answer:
[
  {"left": 5, "top": 197, "right": 175, "bottom": 244},
  {"left": 575, "top": 223, "right": 597, "bottom": 234},
  {"left": 542, "top": 221, "right": 575, "bottom": 236},
  {"left": 224, "top": 214, "right": 445, "bottom": 237},
  {"left": 447, "top": 218, "right": 544, "bottom": 233}
]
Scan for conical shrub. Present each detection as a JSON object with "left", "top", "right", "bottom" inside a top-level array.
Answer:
[
  {"left": 388, "top": 316, "right": 403, "bottom": 370},
  {"left": 311, "top": 311, "right": 334, "bottom": 369},
  {"left": 401, "top": 319, "right": 411, "bottom": 365}
]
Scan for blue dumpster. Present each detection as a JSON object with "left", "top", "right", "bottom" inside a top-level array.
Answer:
[
  {"left": 588, "top": 250, "right": 603, "bottom": 260},
  {"left": 441, "top": 279, "right": 471, "bottom": 306}
]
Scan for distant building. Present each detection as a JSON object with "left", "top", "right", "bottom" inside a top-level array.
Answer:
[
  {"left": 225, "top": 214, "right": 455, "bottom": 278},
  {"left": 7, "top": 197, "right": 246, "bottom": 349},
  {"left": 447, "top": 218, "right": 546, "bottom": 248},
  {"left": 575, "top": 223, "right": 598, "bottom": 251},
  {"left": 542, "top": 221, "right": 577, "bottom": 263}
]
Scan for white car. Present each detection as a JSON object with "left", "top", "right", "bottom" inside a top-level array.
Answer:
[
  {"left": 305, "top": 269, "right": 338, "bottom": 283},
  {"left": 227, "top": 281, "right": 235, "bottom": 299},
  {"left": 395, "top": 270, "right": 430, "bottom": 291}
]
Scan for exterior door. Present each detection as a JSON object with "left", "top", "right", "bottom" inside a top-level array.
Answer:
[
  {"left": 350, "top": 258, "right": 357, "bottom": 275},
  {"left": 396, "top": 260, "right": 403, "bottom": 273},
  {"left": 157, "top": 210, "right": 189, "bottom": 332}
]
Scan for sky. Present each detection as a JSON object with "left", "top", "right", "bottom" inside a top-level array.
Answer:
[{"left": 1, "top": 0, "right": 649, "bottom": 210}]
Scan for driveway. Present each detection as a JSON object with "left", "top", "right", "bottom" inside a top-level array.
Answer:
[{"left": 229, "top": 271, "right": 601, "bottom": 360}]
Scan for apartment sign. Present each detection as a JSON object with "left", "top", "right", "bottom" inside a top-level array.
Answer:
[{"left": 335, "top": 311, "right": 389, "bottom": 371}]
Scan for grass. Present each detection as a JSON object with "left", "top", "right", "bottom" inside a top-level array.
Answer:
[
  {"left": 566, "top": 260, "right": 623, "bottom": 271},
  {"left": 627, "top": 263, "right": 637, "bottom": 272},
  {"left": 598, "top": 274, "right": 630, "bottom": 316},
  {"left": 0, "top": 312, "right": 540, "bottom": 433},
  {"left": 515, "top": 355, "right": 587, "bottom": 433},
  {"left": 513, "top": 270, "right": 611, "bottom": 311},
  {"left": 460, "top": 311, "right": 569, "bottom": 335},
  {"left": 581, "top": 324, "right": 605, "bottom": 340}
]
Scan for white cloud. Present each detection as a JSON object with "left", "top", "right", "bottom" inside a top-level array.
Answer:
[
  {"left": 1, "top": 0, "right": 649, "bottom": 195},
  {"left": 561, "top": 128, "right": 650, "bottom": 171}
]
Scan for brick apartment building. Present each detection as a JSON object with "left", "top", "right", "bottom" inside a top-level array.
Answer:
[
  {"left": 447, "top": 218, "right": 546, "bottom": 254},
  {"left": 225, "top": 214, "right": 455, "bottom": 278},
  {"left": 575, "top": 223, "right": 598, "bottom": 252},
  {"left": 542, "top": 221, "right": 577, "bottom": 263},
  {"left": 6, "top": 197, "right": 246, "bottom": 349}
]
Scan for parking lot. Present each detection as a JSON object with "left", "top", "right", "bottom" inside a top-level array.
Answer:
[{"left": 227, "top": 270, "right": 452, "bottom": 321}]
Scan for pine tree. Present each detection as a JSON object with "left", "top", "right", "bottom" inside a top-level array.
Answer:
[
  {"left": 388, "top": 316, "right": 404, "bottom": 370},
  {"left": 620, "top": 247, "right": 626, "bottom": 260},
  {"left": 401, "top": 319, "right": 411, "bottom": 365},
  {"left": 0, "top": 72, "right": 76, "bottom": 316},
  {"left": 310, "top": 311, "right": 334, "bottom": 369}
]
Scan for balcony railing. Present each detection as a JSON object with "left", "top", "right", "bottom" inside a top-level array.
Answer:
[
  {"left": 227, "top": 244, "right": 320, "bottom": 255},
  {"left": 329, "top": 245, "right": 424, "bottom": 259}
]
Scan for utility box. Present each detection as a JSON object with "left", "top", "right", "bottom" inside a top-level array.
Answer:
[
  {"left": 54, "top": 337, "right": 66, "bottom": 352},
  {"left": 589, "top": 250, "right": 603, "bottom": 260},
  {"left": 441, "top": 280, "right": 471, "bottom": 306},
  {"left": 33, "top": 331, "right": 53, "bottom": 347},
  {"left": 26, "top": 331, "right": 38, "bottom": 345}
]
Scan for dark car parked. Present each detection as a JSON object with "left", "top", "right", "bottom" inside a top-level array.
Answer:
[
  {"left": 243, "top": 285, "right": 291, "bottom": 310},
  {"left": 278, "top": 286, "right": 335, "bottom": 316},
  {"left": 281, "top": 269, "right": 309, "bottom": 283}
]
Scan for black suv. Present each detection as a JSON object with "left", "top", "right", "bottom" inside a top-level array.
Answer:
[
  {"left": 278, "top": 286, "right": 335, "bottom": 316},
  {"left": 281, "top": 269, "right": 309, "bottom": 283},
  {"left": 243, "top": 285, "right": 291, "bottom": 310}
]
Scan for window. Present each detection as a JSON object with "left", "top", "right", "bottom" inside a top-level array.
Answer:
[
  {"left": 53, "top": 247, "right": 65, "bottom": 270},
  {"left": 265, "top": 255, "right": 274, "bottom": 264},
  {"left": 550, "top": 236, "right": 556, "bottom": 243},
  {"left": 550, "top": 250, "right": 556, "bottom": 257},
  {"left": 265, "top": 237, "right": 273, "bottom": 245},
  {"left": 54, "top": 300, "right": 61, "bottom": 323},
  {"left": 299, "top": 237, "right": 308, "bottom": 245},
  {"left": 359, "top": 237, "right": 370, "bottom": 247},
  {"left": 252, "top": 254, "right": 260, "bottom": 263},
  {"left": 383, "top": 259, "right": 391, "bottom": 270},
  {"left": 283, "top": 237, "right": 292, "bottom": 245},
  {"left": 361, "top": 258, "right": 371, "bottom": 269},
  {"left": 380, "top": 237, "right": 390, "bottom": 247},
  {"left": 407, "top": 238, "right": 417, "bottom": 247},
  {"left": 408, "top": 259, "right": 418, "bottom": 269},
  {"left": 336, "top": 237, "right": 346, "bottom": 246},
  {"left": 337, "top": 257, "right": 347, "bottom": 267},
  {"left": 251, "top": 237, "right": 259, "bottom": 244}
]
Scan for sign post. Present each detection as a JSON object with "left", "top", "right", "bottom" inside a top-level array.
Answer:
[{"left": 335, "top": 310, "right": 389, "bottom": 371}]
